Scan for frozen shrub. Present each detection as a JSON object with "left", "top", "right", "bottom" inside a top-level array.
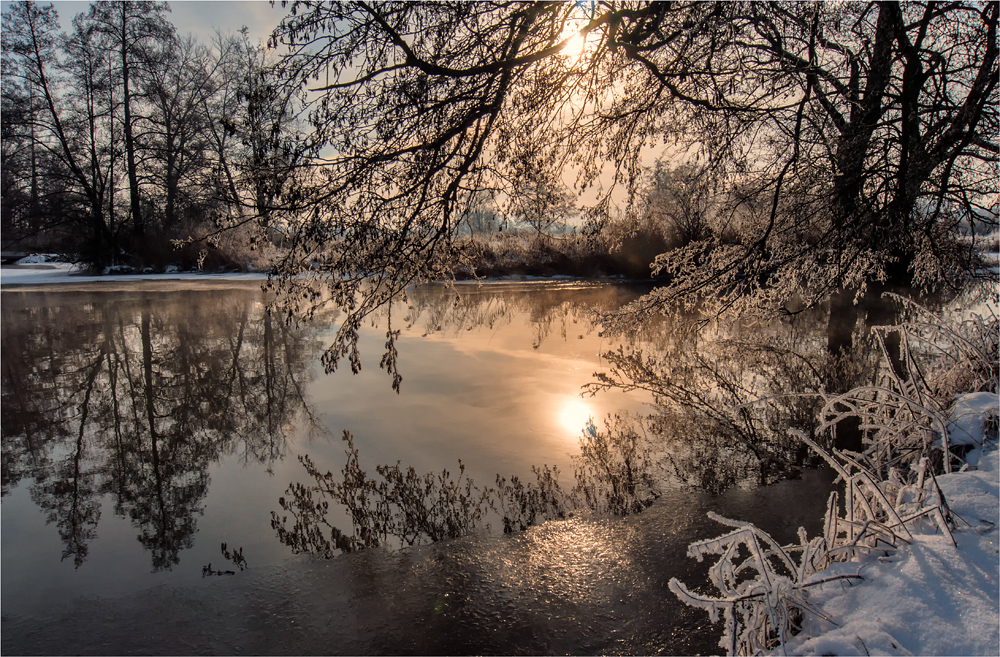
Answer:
[
  {"left": 669, "top": 510, "right": 860, "bottom": 656},
  {"left": 670, "top": 430, "right": 958, "bottom": 656},
  {"left": 671, "top": 296, "right": 995, "bottom": 655},
  {"left": 821, "top": 295, "right": 998, "bottom": 476},
  {"left": 572, "top": 414, "right": 659, "bottom": 515}
]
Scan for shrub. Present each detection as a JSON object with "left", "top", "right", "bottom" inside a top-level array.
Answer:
[{"left": 670, "top": 295, "right": 996, "bottom": 655}]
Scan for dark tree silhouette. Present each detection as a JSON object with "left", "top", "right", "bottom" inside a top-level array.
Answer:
[
  {"left": 267, "top": 1, "right": 997, "bottom": 376},
  {"left": 84, "top": 1, "right": 174, "bottom": 237}
]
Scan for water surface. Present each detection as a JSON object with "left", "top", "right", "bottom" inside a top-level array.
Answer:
[{"left": 2, "top": 279, "right": 834, "bottom": 654}]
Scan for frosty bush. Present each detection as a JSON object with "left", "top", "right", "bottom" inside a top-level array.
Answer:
[
  {"left": 668, "top": 509, "right": 860, "bottom": 656},
  {"left": 671, "top": 295, "right": 996, "bottom": 655},
  {"left": 669, "top": 430, "right": 959, "bottom": 656},
  {"left": 883, "top": 293, "right": 998, "bottom": 397},
  {"left": 821, "top": 294, "right": 998, "bottom": 476}
]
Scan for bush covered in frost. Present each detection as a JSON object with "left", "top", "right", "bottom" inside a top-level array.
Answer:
[{"left": 669, "top": 295, "right": 998, "bottom": 655}]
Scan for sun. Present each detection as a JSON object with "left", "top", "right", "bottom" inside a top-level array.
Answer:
[
  {"left": 561, "top": 32, "right": 587, "bottom": 60},
  {"left": 558, "top": 398, "right": 594, "bottom": 437}
]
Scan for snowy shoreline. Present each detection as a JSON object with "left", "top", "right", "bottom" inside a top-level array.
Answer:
[
  {"left": 0, "top": 261, "right": 638, "bottom": 290},
  {"left": 781, "top": 443, "right": 999, "bottom": 656},
  {"left": 0, "top": 262, "right": 268, "bottom": 288},
  {"left": 665, "top": 289, "right": 1000, "bottom": 656}
]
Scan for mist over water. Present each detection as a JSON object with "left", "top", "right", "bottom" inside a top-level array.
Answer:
[{"left": 2, "top": 280, "right": 835, "bottom": 654}]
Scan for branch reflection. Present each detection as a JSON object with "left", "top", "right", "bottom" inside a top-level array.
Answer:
[
  {"left": 401, "top": 281, "right": 652, "bottom": 348},
  {"left": 1, "top": 288, "right": 323, "bottom": 569},
  {"left": 273, "top": 298, "right": 886, "bottom": 558},
  {"left": 591, "top": 311, "right": 883, "bottom": 491},
  {"left": 272, "top": 413, "right": 661, "bottom": 558}
]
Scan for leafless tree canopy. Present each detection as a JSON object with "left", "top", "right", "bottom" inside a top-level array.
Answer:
[
  {"left": 267, "top": 1, "right": 997, "bottom": 373},
  {"left": 1, "top": 1, "right": 302, "bottom": 268},
  {"left": 5, "top": 2, "right": 994, "bottom": 376}
]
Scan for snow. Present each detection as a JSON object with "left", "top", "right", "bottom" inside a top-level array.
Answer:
[
  {"left": 0, "top": 261, "right": 595, "bottom": 288},
  {"left": 779, "top": 450, "right": 999, "bottom": 656},
  {"left": 0, "top": 261, "right": 267, "bottom": 287},
  {"left": 11, "top": 253, "right": 63, "bottom": 264},
  {"left": 0, "top": 262, "right": 82, "bottom": 283},
  {"left": 948, "top": 392, "right": 999, "bottom": 447}
]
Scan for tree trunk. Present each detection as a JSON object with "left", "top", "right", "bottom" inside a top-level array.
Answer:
[
  {"left": 121, "top": 9, "right": 143, "bottom": 237},
  {"left": 165, "top": 138, "right": 177, "bottom": 229},
  {"left": 826, "top": 287, "right": 858, "bottom": 360},
  {"left": 108, "top": 55, "right": 116, "bottom": 250},
  {"left": 29, "top": 81, "right": 40, "bottom": 225}
]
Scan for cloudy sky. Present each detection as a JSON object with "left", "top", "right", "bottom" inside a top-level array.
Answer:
[{"left": 41, "top": 1, "right": 288, "bottom": 45}]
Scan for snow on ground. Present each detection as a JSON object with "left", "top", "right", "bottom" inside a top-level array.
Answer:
[
  {"left": 0, "top": 259, "right": 604, "bottom": 288},
  {"left": 0, "top": 262, "right": 82, "bottom": 283},
  {"left": 0, "top": 260, "right": 267, "bottom": 287},
  {"left": 10, "top": 253, "right": 63, "bottom": 264},
  {"left": 780, "top": 396, "right": 1000, "bottom": 657},
  {"left": 949, "top": 392, "right": 999, "bottom": 447}
]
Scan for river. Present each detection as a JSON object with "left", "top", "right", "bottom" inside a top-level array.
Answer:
[{"left": 1, "top": 278, "right": 836, "bottom": 655}]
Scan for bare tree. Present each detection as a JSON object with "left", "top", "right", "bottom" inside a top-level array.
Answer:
[
  {"left": 642, "top": 161, "right": 714, "bottom": 247},
  {"left": 1, "top": 2, "right": 297, "bottom": 268},
  {"left": 268, "top": 1, "right": 997, "bottom": 378},
  {"left": 201, "top": 29, "right": 301, "bottom": 237},
  {"left": 508, "top": 165, "right": 576, "bottom": 243},
  {"left": 2, "top": 1, "right": 114, "bottom": 261},
  {"left": 145, "top": 35, "right": 208, "bottom": 230},
  {"left": 84, "top": 0, "right": 174, "bottom": 236}
]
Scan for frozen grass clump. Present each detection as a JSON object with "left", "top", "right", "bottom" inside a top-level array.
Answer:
[
  {"left": 671, "top": 295, "right": 999, "bottom": 655},
  {"left": 668, "top": 508, "right": 862, "bottom": 656},
  {"left": 820, "top": 294, "right": 997, "bottom": 476}
]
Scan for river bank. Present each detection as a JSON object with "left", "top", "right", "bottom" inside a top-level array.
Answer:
[{"left": 779, "top": 442, "right": 998, "bottom": 656}]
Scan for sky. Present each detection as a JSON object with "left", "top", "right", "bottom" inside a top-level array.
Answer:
[{"left": 35, "top": 1, "right": 287, "bottom": 45}]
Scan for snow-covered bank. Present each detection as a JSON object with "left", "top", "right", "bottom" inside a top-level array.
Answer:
[
  {"left": 669, "top": 295, "right": 999, "bottom": 656},
  {"left": 780, "top": 446, "right": 998, "bottom": 656},
  {"left": 0, "top": 260, "right": 632, "bottom": 289},
  {"left": 0, "top": 261, "right": 267, "bottom": 287}
]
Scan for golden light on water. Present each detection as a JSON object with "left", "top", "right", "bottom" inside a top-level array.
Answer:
[{"left": 558, "top": 398, "right": 593, "bottom": 436}]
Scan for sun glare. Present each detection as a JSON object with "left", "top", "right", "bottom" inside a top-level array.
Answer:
[
  {"left": 559, "top": 398, "right": 594, "bottom": 437},
  {"left": 562, "top": 32, "right": 587, "bottom": 60}
]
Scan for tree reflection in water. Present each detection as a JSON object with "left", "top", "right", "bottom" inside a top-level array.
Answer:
[
  {"left": 589, "top": 314, "right": 881, "bottom": 492},
  {"left": 401, "top": 280, "right": 645, "bottom": 349},
  {"left": 2, "top": 281, "right": 888, "bottom": 571},
  {"left": 1, "top": 288, "right": 323, "bottom": 569},
  {"left": 272, "top": 414, "right": 660, "bottom": 557},
  {"left": 274, "top": 288, "right": 886, "bottom": 557}
]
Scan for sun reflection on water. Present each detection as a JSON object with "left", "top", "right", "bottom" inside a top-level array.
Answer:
[{"left": 558, "top": 398, "right": 594, "bottom": 437}]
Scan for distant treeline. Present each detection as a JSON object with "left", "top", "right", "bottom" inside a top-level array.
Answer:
[{"left": 2, "top": 1, "right": 299, "bottom": 271}]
